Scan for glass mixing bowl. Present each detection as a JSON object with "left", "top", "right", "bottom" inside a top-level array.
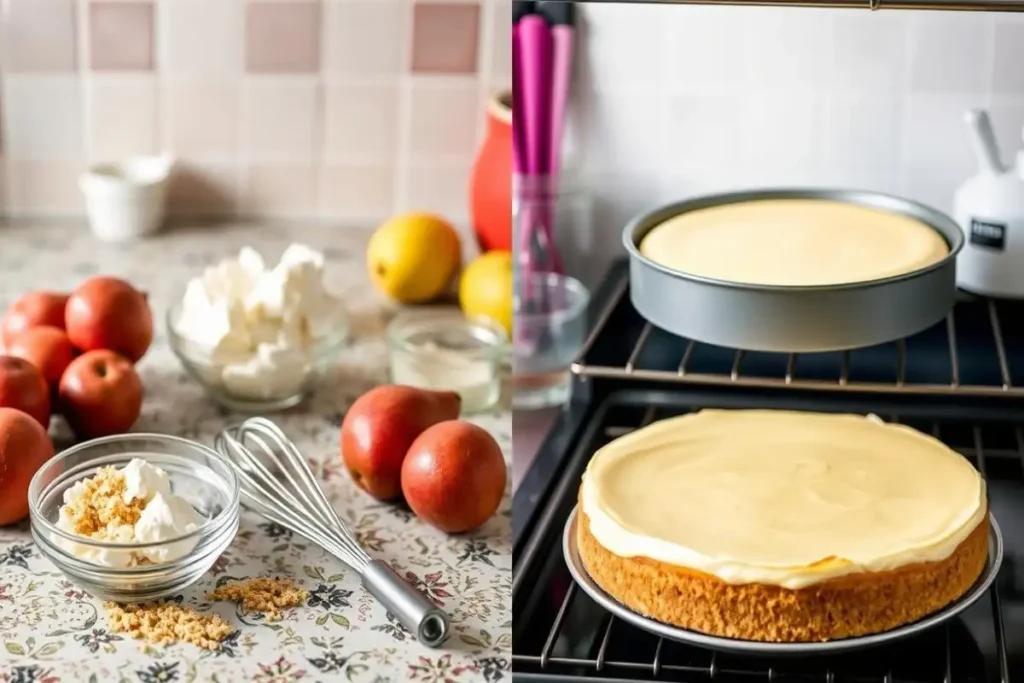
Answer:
[
  {"left": 28, "top": 434, "right": 240, "bottom": 603},
  {"left": 166, "top": 297, "right": 350, "bottom": 413}
]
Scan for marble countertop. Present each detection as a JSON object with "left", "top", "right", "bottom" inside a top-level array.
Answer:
[{"left": 0, "top": 222, "right": 511, "bottom": 683}]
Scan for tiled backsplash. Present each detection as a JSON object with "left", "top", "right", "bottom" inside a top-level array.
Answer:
[
  {"left": 565, "top": 4, "right": 1024, "bottom": 286},
  {"left": 0, "top": 0, "right": 511, "bottom": 223}
]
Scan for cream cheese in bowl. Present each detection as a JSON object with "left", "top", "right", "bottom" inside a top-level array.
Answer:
[
  {"left": 54, "top": 458, "right": 205, "bottom": 568},
  {"left": 168, "top": 244, "right": 349, "bottom": 411}
]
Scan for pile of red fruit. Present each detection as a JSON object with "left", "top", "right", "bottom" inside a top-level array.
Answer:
[
  {"left": 341, "top": 385, "right": 507, "bottom": 533},
  {"left": 0, "top": 276, "right": 152, "bottom": 526}
]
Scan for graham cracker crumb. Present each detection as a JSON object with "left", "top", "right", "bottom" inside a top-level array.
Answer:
[
  {"left": 61, "top": 466, "right": 146, "bottom": 540},
  {"left": 208, "top": 577, "right": 309, "bottom": 622},
  {"left": 104, "top": 601, "right": 235, "bottom": 650}
]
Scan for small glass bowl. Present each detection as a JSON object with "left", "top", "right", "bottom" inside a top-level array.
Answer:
[
  {"left": 166, "top": 298, "right": 350, "bottom": 413},
  {"left": 386, "top": 310, "right": 508, "bottom": 414},
  {"left": 28, "top": 434, "right": 240, "bottom": 603}
]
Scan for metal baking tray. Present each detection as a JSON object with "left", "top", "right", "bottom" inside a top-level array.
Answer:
[
  {"left": 563, "top": 506, "right": 1003, "bottom": 656},
  {"left": 623, "top": 189, "right": 964, "bottom": 353}
]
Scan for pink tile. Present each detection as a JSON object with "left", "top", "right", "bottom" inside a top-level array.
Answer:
[
  {"left": 246, "top": 2, "right": 321, "bottom": 74},
  {"left": 89, "top": 2, "right": 155, "bottom": 71},
  {"left": 241, "top": 165, "right": 317, "bottom": 216},
  {"left": 168, "top": 163, "right": 239, "bottom": 216},
  {"left": 4, "top": 0, "right": 78, "bottom": 73},
  {"left": 7, "top": 161, "right": 85, "bottom": 215},
  {"left": 319, "top": 164, "right": 395, "bottom": 219},
  {"left": 411, "top": 3, "right": 481, "bottom": 74}
]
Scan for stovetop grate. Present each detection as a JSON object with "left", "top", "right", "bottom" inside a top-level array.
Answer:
[
  {"left": 572, "top": 262, "right": 1024, "bottom": 398},
  {"left": 513, "top": 390, "right": 1022, "bottom": 683}
]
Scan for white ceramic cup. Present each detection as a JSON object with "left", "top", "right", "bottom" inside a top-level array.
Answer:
[{"left": 80, "top": 154, "right": 175, "bottom": 243}]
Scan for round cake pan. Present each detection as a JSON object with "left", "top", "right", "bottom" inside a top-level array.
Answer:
[
  {"left": 563, "top": 506, "right": 1002, "bottom": 656},
  {"left": 623, "top": 189, "right": 964, "bottom": 352}
]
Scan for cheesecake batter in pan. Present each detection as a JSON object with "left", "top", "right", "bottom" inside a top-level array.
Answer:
[{"left": 623, "top": 188, "right": 963, "bottom": 352}]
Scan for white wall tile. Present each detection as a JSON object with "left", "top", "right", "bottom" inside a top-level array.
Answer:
[
  {"left": 406, "top": 81, "right": 481, "bottom": 163},
  {"left": 827, "top": 95, "right": 904, "bottom": 177},
  {"left": 164, "top": 81, "right": 240, "bottom": 162},
  {"left": 241, "top": 78, "right": 319, "bottom": 164},
  {"left": 665, "top": 7, "right": 748, "bottom": 95},
  {"left": 322, "top": 0, "right": 406, "bottom": 78},
  {"left": 742, "top": 94, "right": 829, "bottom": 180},
  {"left": 901, "top": 94, "right": 988, "bottom": 178},
  {"left": 489, "top": 0, "right": 512, "bottom": 80},
  {"left": 3, "top": 76, "right": 82, "bottom": 161},
  {"left": 988, "top": 98, "right": 1024, "bottom": 167},
  {"left": 322, "top": 84, "right": 398, "bottom": 163},
  {"left": 403, "top": 162, "right": 473, "bottom": 226},
  {"left": 158, "top": 0, "right": 242, "bottom": 78},
  {"left": 576, "top": 4, "right": 670, "bottom": 92},
  {"left": 241, "top": 164, "right": 318, "bottom": 218},
  {"left": 87, "top": 76, "right": 159, "bottom": 161},
  {"left": 665, "top": 95, "right": 747, "bottom": 171},
  {"left": 320, "top": 164, "right": 395, "bottom": 220},
  {"left": 908, "top": 13, "right": 993, "bottom": 95},
  {"left": 743, "top": 8, "right": 835, "bottom": 93},
  {"left": 992, "top": 21, "right": 1024, "bottom": 97},
  {"left": 832, "top": 12, "right": 908, "bottom": 95},
  {"left": 575, "top": 90, "right": 668, "bottom": 173}
]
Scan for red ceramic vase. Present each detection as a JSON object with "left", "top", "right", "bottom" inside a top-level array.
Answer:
[{"left": 470, "top": 91, "right": 512, "bottom": 253}]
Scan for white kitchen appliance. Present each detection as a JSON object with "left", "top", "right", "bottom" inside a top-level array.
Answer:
[{"left": 953, "top": 110, "right": 1024, "bottom": 298}]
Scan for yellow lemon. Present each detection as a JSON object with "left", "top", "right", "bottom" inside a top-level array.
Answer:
[
  {"left": 459, "top": 251, "right": 512, "bottom": 335},
  {"left": 367, "top": 213, "right": 461, "bottom": 303}
]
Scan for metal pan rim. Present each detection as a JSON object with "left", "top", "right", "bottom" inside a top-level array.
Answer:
[
  {"left": 621, "top": 188, "right": 965, "bottom": 293},
  {"left": 562, "top": 505, "right": 1002, "bottom": 656}
]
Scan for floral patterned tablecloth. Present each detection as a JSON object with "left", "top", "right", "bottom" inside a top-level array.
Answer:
[{"left": 0, "top": 223, "right": 512, "bottom": 683}]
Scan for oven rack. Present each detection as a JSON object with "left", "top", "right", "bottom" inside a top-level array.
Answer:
[
  {"left": 512, "top": 391, "right": 1019, "bottom": 683},
  {"left": 572, "top": 262, "right": 1024, "bottom": 398}
]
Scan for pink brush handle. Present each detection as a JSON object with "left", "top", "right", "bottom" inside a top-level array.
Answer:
[
  {"left": 548, "top": 26, "right": 573, "bottom": 178},
  {"left": 518, "top": 15, "right": 553, "bottom": 175}
]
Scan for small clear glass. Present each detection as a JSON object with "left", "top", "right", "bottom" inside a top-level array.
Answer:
[
  {"left": 386, "top": 310, "right": 508, "bottom": 414},
  {"left": 512, "top": 174, "right": 591, "bottom": 285},
  {"left": 512, "top": 273, "right": 590, "bottom": 409}
]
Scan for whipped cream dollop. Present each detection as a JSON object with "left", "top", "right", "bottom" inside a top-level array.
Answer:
[
  {"left": 581, "top": 410, "right": 987, "bottom": 589},
  {"left": 174, "top": 244, "right": 345, "bottom": 399},
  {"left": 55, "top": 459, "right": 205, "bottom": 568}
]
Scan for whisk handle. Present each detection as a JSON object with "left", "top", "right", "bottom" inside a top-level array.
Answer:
[{"left": 361, "top": 560, "right": 451, "bottom": 648}]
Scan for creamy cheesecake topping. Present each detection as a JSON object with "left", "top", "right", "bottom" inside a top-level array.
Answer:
[
  {"left": 638, "top": 199, "right": 949, "bottom": 287},
  {"left": 581, "top": 410, "right": 986, "bottom": 589}
]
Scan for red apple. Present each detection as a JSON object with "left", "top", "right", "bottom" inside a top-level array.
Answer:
[
  {"left": 401, "top": 420, "right": 507, "bottom": 533},
  {"left": 341, "top": 385, "right": 461, "bottom": 500},
  {"left": 0, "top": 356, "right": 50, "bottom": 428},
  {"left": 8, "top": 326, "right": 75, "bottom": 388},
  {"left": 0, "top": 407, "right": 55, "bottom": 525},
  {"left": 65, "top": 277, "right": 152, "bottom": 363},
  {"left": 59, "top": 350, "right": 143, "bottom": 440},
  {"left": 1, "top": 291, "right": 68, "bottom": 347}
]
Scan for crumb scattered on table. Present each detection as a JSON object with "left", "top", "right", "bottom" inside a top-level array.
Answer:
[
  {"left": 207, "top": 577, "right": 309, "bottom": 621},
  {"left": 104, "top": 601, "right": 234, "bottom": 650}
]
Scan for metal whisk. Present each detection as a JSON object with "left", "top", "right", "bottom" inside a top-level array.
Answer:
[{"left": 213, "top": 417, "right": 451, "bottom": 647}]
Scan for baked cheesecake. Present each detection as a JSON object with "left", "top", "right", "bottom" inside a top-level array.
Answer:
[
  {"left": 638, "top": 199, "right": 949, "bottom": 287},
  {"left": 577, "top": 409, "right": 989, "bottom": 642}
]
